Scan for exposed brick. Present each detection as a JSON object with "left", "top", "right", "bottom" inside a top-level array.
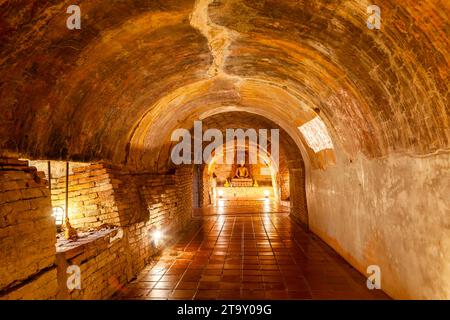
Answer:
[{"left": 0, "top": 158, "right": 56, "bottom": 296}]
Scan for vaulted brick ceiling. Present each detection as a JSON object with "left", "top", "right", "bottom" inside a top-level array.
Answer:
[{"left": 0, "top": 0, "right": 448, "bottom": 171}]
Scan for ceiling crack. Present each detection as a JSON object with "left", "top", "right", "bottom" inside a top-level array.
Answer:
[{"left": 190, "top": 0, "right": 241, "bottom": 84}]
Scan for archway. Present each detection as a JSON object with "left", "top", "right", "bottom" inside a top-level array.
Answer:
[{"left": 162, "top": 111, "right": 310, "bottom": 224}]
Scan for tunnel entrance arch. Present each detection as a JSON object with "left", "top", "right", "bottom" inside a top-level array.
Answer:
[{"left": 164, "top": 111, "right": 310, "bottom": 224}]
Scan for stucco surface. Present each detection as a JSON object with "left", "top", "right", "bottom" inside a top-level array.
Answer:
[{"left": 309, "top": 149, "right": 450, "bottom": 299}]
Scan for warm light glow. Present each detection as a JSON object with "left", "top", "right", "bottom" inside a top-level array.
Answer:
[
  {"left": 264, "top": 190, "right": 270, "bottom": 198},
  {"left": 218, "top": 190, "right": 224, "bottom": 197},
  {"left": 153, "top": 230, "right": 163, "bottom": 243},
  {"left": 298, "top": 116, "right": 334, "bottom": 153},
  {"left": 217, "top": 199, "right": 225, "bottom": 214},
  {"left": 263, "top": 199, "right": 271, "bottom": 212},
  {"left": 150, "top": 228, "right": 164, "bottom": 248},
  {"left": 52, "top": 207, "right": 64, "bottom": 226}
]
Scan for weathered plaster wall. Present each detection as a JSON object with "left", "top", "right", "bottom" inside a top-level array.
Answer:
[{"left": 308, "top": 149, "right": 450, "bottom": 299}]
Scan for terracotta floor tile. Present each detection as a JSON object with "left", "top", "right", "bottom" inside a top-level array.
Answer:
[
  {"left": 176, "top": 281, "right": 199, "bottom": 290},
  {"left": 241, "top": 290, "right": 266, "bottom": 299},
  {"left": 171, "top": 290, "right": 196, "bottom": 299},
  {"left": 264, "top": 282, "right": 286, "bottom": 290},
  {"left": 218, "top": 290, "right": 238, "bottom": 299},
  {"left": 135, "top": 282, "right": 157, "bottom": 289},
  {"left": 260, "top": 259, "right": 277, "bottom": 265},
  {"left": 243, "top": 270, "right": 262, "bottom": 276},
  {"left": 194, "top": 290, "right": 219, "bottom": 300},
  {"left": 261, "top": 270, "right": 282, "bottom": 276},
  {"left": 221, "top": 275, "right": 241, "bottom": 282},
  {"left": 222, "top": 270, "right": 241, "bottom": 276},
  {"left": 263, "top": 276, "right": 283, "bottom": 282},
  {"left": 140, "top": 275, "right": 162, "bottom": 282},
  {"left": 165, "top": 268, "right": 186, "bottom": 275},
  {"left": 242, "top": 282, "right": 264, "bottom": 290},
  {"left": 149, "top": 268, "right": 166, "bottom": 276},
  {"left": 160, "top": 275, "right": 182, "bottom": 282},
  {"left": 181, "top": 274, "right": 202, "bottom": 282},
  {"left": 201, "top": 275, "right": 222, "bottom": 282},
  {"left": 120, "top": 206, "right": 390, "bottom": 300},
  {"left": 198, "top": 281, "right": 221, "bottom": 290},
  {"left": 147, "top": 289, "right": 172, "bottom": 298},
  {"left": 122, "top": 288, "right": 150, "bottom": 298},
  {"left": 204, "top": 269, "right": 223, "bottom": 276},
  {"left": 243, "top": 275, "right": 262, "bottom": 282},
  {"left": 266, "top": 290, "right": 289, "bottom": 299},
  {"left": 154, "top": 281, "right": 177, "bottom": 290},
  {"left": 288, "top": 291, "right": 313, "bottom": 299},
  {"left": 261, "top": 265, "right": 279, "bottom": 270},
  {"left": 220, "top": 282, "right": 242, "bottom": 290}
]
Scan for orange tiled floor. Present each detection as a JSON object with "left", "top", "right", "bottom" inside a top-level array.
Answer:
[
  {"left": 116, "top": 205, "right": 389, "bottom": 300},
  {"left": 193, "top": 201, "right": 290, "bottom": 216}
]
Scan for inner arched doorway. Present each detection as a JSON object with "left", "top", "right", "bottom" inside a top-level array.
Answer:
[{"left": 166, "top": 111, "right": 309, "bottom": 224}]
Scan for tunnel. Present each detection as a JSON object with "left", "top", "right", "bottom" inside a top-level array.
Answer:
[{"left": 0, "top": 0, "right": 449, "bottom": 300}]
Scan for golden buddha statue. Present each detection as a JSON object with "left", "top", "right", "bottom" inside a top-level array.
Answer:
[{"left": 234, "top": 164, "right": 250, "bottom": 179}]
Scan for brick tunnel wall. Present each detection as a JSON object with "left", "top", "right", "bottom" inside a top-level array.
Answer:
[
  {"left": 55, "top": 229, "right": 129, "bottom": 300},
  {"left": 0, "top": 159, "right": 58, "bottom": 299},
  {"left": 51, "top": 164, "right": 119, "bottom": 229},
  {"left": 278, "top": 168, "right": 290, "bottom": 201},
  {"left": 0, "top": 158, "right": 194, "bottom": 300},
  {"left": 288, "top": 160, "right": 308, "bottom": 225},
  {"left": 279, "top": 174, "right": 290, "bottom": 201},
  {"left": 50, "top": 163, "right": 192, "bottom": 232},
  {"left": 200, "top": 165, "right": 211, "bottom": 208}
]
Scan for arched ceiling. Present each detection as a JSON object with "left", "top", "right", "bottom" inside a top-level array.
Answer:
[
  {"left": 163, "top": 111, "right": 303, "bottom": 173},
  {"left": 0, "top": 0, "right": 448, "bottom": 170},
  {"left": 128, "top": 80, "right": 330, "bottom": 171}
]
